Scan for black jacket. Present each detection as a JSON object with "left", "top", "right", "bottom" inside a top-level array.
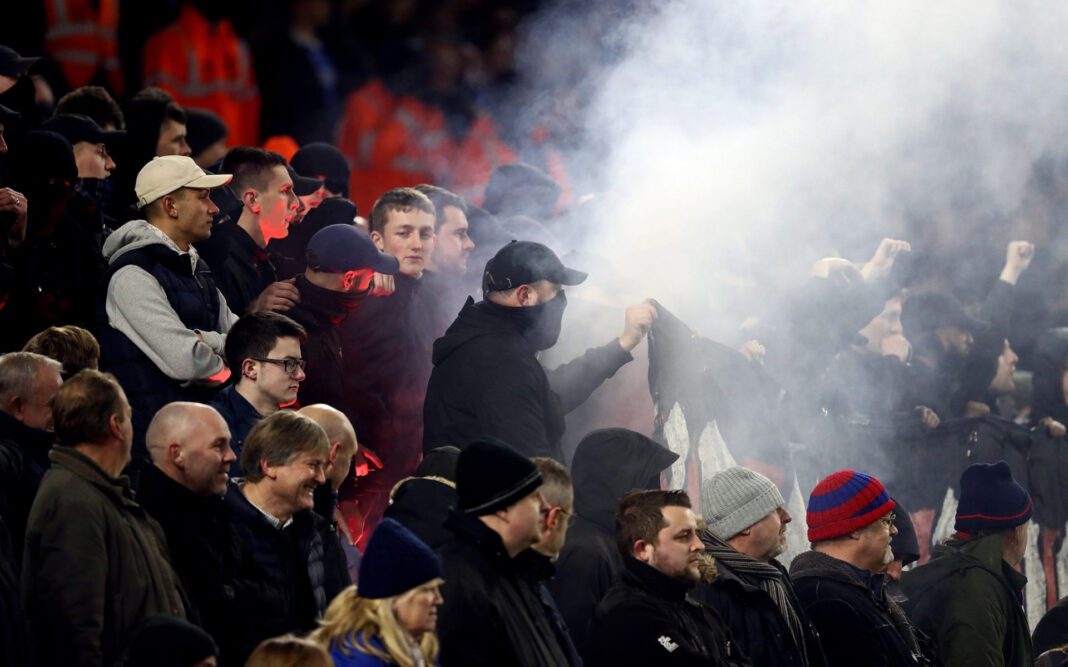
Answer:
[
  {"left": 551, "top": 428, "right": 677, "bottom": 648},
  {"left": 423, "top": 298, "right": 632, "bottom": 460},
  {"left": 209, "top": 385, "right": 263, "bottom": 476},
  {"left": 584, "top": 556, "right": 744, "bottom": 666},
  {"left": 436, "top": 509, "right": 571, "bottom": 666},
  {"left": 790, "top": 551, "right": 927, "bottom": 667},
  {"left": 222, "top": 482, "right": 348, "bottom": 665},
  {"left": 136, "top": 465, "right": 230, "bottom": 647},
  {"left": 517, "top": 549, "right": 584, "bottom": 667},
  {"left": 382, "top": 477, "right": 457, "bottom": 551},
  {"left": 196, "top": 221, "right": 277, "bottom": 317},
  {"left": 0, "top": 513, "right": 26, "bottom": 667},
  {"left": 691, "top": 553, "right": 826, "bottom": 667},
  {"left": 0, "top": 411, "right": 53, "bottom": 567}
]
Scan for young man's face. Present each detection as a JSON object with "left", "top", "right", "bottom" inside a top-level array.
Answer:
[
  {"left": 372, "top": 207, "right": 436, "bottom": 278},
  {"left": 171, "top": 187, "right": 220, "bottom": 247},
  {"left": 429, "top": 205, "right": 474, "bottom": 275},
  {"left": 249, "top": 336, "right": 305, "bottom": 408},
  {"left": 73, "top": 141, "right": 115, "bottom": 179},
  {"left": 253, "top": 165, "right": 298, "bottom": 242},
  {"left": 641, "top": 505, "right": 703, "bottom": 584},
  {"left": 157, "top": 119, "right": 191, "bottom": 157}
]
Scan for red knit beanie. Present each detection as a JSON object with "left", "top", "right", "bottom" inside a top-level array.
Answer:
[{"left": 807, "top": 470, "right": 896, "bottom": 542}]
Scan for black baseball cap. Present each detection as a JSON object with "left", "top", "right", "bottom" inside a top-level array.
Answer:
[
  {"left": 482, "top": 240, "right": 588, "bottom": 293},
  {"left": 286, "top": 165, "right": 325, "bottom": 197},
  {"left": 306, "top": 223, "right": 399, "bottom": 274},
  {"left": 0, "top": 104, "right": 19, "bottom": 124},
  {"left": 0, "top": 46, "right": 40, "bottom": 78},
  {"left": 39, "top": 113, "right": 125, "bottom": 148}
]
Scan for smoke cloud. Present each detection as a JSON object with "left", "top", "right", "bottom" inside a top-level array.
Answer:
[{"left": 524, "top": 0, "right": 1068, "bottom": 331}]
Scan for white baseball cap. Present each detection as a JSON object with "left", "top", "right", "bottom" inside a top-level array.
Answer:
[{"left": 135, "top": 155, "right": 233, "bottom": 209}]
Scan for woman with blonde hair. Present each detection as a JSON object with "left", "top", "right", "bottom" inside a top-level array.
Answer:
[{"left": 312, "top": 519, "right": 444, "bottom": 666}]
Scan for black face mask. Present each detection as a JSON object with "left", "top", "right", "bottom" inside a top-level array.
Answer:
[
  {"left": 76, "top": 177, "right": 115, "bottom": 208},
  {"left": 500, "top": 290, "right": 568, "bottom": 350}
]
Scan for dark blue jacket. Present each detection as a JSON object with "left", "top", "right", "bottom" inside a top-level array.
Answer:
[{"left": 209, "top": 385, "right": 262, "bottom": 475}]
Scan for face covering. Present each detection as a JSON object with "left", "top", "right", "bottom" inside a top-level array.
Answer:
[
  {"left": 76, "top": 177, "right": 115, "bottom": 208},
  {"left": 487, "top": 290, "right": 568, "bottom": 350}
]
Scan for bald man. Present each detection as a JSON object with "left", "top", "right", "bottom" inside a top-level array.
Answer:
[
  {"left": 138, "top": 402, "right": 235, "bottom": 639},
  {"left": 299, "top": 403, "right": 361, "bottom": 578}
]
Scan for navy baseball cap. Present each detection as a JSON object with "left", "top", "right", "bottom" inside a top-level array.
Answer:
[
  {"left": 482, "top": 240, "right": 587, "bottom": 293},
  {"left": 0, "top": 46, "right": 39, "bottom": 78},
  {"left": 306, "top": 224, "right": 399, "bottom": 274},
  {"left": 40, "top": 113, "right": 126, "bottom": 148}
]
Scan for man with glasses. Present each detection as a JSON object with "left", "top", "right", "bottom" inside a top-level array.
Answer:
[
  {"left": 211, "top": 311, "right": 307, "bottom": 472},
  {"left": 790, "top": 470, "right": 931, "bottom": 666}
]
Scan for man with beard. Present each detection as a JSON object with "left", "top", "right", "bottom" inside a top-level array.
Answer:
[
  {"left": 901, "top": 461, "right": 1033, "bottom": 667},
  {"left": 584, "top": 489, "right": 741, "bottom": 666},
  {"left": 790, "top": 470, "right": 929, "bottom": 666},
  {"left": 423, "top": 240, "right": 656, "bottom": 461},
  {"left": 692, "top": 467, "right": 826, "bottom": 667},
  {"left": 413, "top": 183, "right": 476, "bottom": 337}
]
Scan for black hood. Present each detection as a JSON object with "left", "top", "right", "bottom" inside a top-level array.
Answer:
[
  {"left": 571, "top": 428, "right": 678, "bottom": 532},
  {"left": 1032, "top": 328, "right": 1068, "bottom": 425},
  {"left": 431, "top": 297, "right": 528, "bottom": 366}
]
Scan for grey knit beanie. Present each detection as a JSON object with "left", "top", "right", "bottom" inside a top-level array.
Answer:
[{"left": 702, "top": 467, "right": 785, "bottom": 539}]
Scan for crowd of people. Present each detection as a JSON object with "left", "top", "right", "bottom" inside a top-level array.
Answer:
[{"left": 4, "top": 3, "right": 1068, "bottom": 666}]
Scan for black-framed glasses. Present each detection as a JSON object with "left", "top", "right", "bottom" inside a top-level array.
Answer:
[
  {"left": 558, "top": 508, "right": 578, "bottom": 527},
  {"left": 879, "top": 513, "right": 897, "bottom": 528},
  {"left": 252, "top": 357, "right": 306, "bottom": 375}
]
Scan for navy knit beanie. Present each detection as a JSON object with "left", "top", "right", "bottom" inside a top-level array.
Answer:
[
  {"left": 955, "top": 460, "right": 1032, "bottom": 533},
  {"left": 358, "top": 519, "right": 442, "bottom": 599},
  {"left": 457, "top": 438, "right": 542, "bottom": 516}
]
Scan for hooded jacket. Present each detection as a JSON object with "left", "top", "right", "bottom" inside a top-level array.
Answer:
[
  {"left": 584, "top": 556, "right": 743, "bottom": 666},
  {"left": 21, "top": 446, "right": 187, "bottom": 667},
  {"left": 424, "top": 298, "right": 632, "bottom": 460},
  {"left": 901, "top": 533, "right": 1031, "bottom": 667},
  {"left": 99, "top": 220, "right": 237, "bottom": 460},
  {"left": 436, "top": 509, "right": 572, "bottom": 666},
  {"left": 550, "top": 428, "right": 677, "bottom": 648},
  {"left": 790, "top": 550, "right": 926, "bottom": 667}
]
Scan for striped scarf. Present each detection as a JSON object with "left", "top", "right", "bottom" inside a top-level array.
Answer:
[{"left": 701, "top": 531, "right": 807, "bottom": 664}]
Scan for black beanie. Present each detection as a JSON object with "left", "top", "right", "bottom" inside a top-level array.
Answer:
[
  {"left": 358, "top": 518, "right": 443, "bottom": 599},
  {"left": 126, "top": 615, "right": 217, "bottom": 667},
  {"left": 12, "top": 131, "right": 77, "bottom": 190},
  {"left": 955, "top": 460, "right": 1032, "bottom": 533},
  {"left": 291, "top": 142, "right": 350, "bottom": 197},
  {"left": 457, "top": 438, "right": 542, "bottom": 515},
  {"left": 482, "top": 162, "right": 560, "bottom": 222},
  {"left": 185, "top": 107, "right": 229, "bottom": 157},
  {"left": 890, "top": 499, "right": 920, "bottom": 567},
  {"left": 415, "top": 445, "right": 461, "bottom": 481}
]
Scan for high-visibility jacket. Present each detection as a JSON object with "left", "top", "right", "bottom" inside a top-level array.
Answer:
[
  {"left": 446, "top": 113, "right": 516, "bottom": 205},
  {"left": 142, "top": 5, "right": 260, "bottom": 146},
  {"left": 44, "top": 0, "right": 124, "bottom": 95}
]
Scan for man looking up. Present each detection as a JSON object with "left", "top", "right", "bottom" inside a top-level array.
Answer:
[
  {"left": 436, "top": 438, "right": 571, "bottom": 666},
  {"left": 790, "top": 470, "right": 928, "bottom": 666},
  {"left": 692, "top": 467, "right": 825, "bottom": 667},
  {"left": 139, "top": 402, "right": 235, "bottom": 646},
  {"left": 212, "top": 311, "right": 307, "bottom": 469},
  {"left": 100, "top": 155, "right": 236, "bottom": 463},
  {"left": 424, "top": 240, "right": 657, "bottom": 461},
  {"left": 585, "top": 489, "right": 739, "bottom": 665},
  {"left": 202, "top": 147, "right": 302, "bottom": 316}
]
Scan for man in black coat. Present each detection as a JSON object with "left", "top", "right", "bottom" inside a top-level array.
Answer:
[
  {"left": 550, "top": 428, "right": 678, "bottom": 649},
  {"left": 0, "top": 352, "right": 62, "bottom": 566},
  {"left": 138, "top": 402, "right": 235, "bottom": 648},
  {"left": 222, "top": 410, "right": 349, "bottom": 665},
  {"left": 436, "top": 438, "right": 571, "bottom": 666},
  {"left": 790, "top": 469, "right": 930, "bottom": 667},
  {"left": 692, "top": 467, "right": 825, "bottom": 667},
  {"left": 584, "top": 489, "right": 743, "bottom": 666},
  {"left": 423, "top": 240, "right": 656, "bottom": 461}
]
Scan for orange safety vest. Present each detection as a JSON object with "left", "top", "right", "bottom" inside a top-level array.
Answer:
[
  {"left": 44, "top": 0, "right": 124, "bottom": 95},
  {"left": 142, "top": 5, "right": 260, "bottom": 146}
]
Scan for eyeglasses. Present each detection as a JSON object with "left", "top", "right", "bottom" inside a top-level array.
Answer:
[
  {"left": 557, "top": 508, "right": 578, "bottom": 527},
  {"left": 252, "top": 357, "right": 306, "bottom": 375},
  {"left": 879, "top": 513, "right": 897, "bottom": 528}
]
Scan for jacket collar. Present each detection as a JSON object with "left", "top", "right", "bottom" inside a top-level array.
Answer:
[
  {"left": 790, "top": 550, "right": 887, "bottom": 598},
  {"left": 0, "top": 410, "right": 55, "bottom": 462},
  {"left": 936, "top": 533, "right": 1028, "bottom": 594},
  {"left": 516, "top": 547, "right": 557, "bottom": 581},
  {"left": 622, "top": 555, "right": 692, "bottom": 603},
  {"left": 49, "top": 445, "right": 137, "bottom": 507},
  {"left": 138, "top": 463, "right": 225, "bottom": 515},
  {"left": 445, "top": 508, "right": 518, "bottom": 568}
]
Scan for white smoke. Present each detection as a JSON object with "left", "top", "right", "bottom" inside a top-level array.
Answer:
[{"left": 537, "top": 0, "right": 1068, "bottom": 327}]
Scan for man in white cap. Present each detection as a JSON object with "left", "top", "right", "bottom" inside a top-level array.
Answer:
[
  {"left": 98, "top": 155, "right": 237, "bottom": 468},
  {"left": 691, "top": 466, "right": 826, "bottom": 667}
]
